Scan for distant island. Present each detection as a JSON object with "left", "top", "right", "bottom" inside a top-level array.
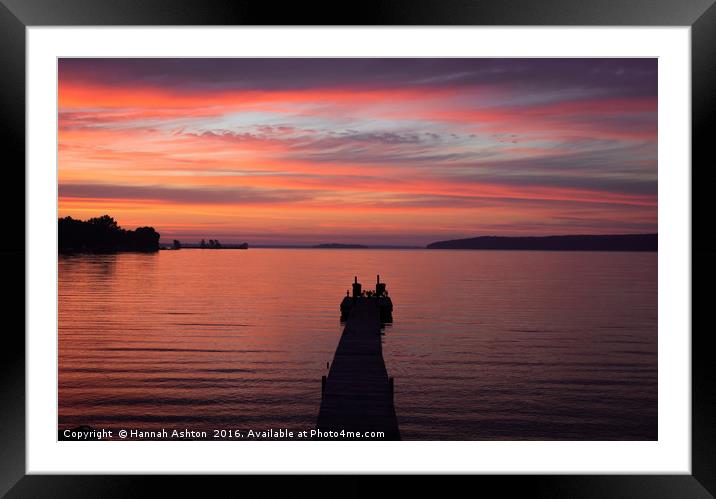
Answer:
[
  {"left": 313, "top": 243, "right": 367, "bottom": 249},
  {"left": 426, "top": 234, "right": 657, "bottom": 252},
  {"left": 312, "top": 243, "right": 421, "bottom": 249},
  {"left": 59, "top": 215, "right": 160, "bottom": 253},
  {"left": 169, "top": 240, "right": 248, "bottom": 250}
]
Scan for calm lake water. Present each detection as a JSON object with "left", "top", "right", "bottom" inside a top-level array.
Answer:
[{"left": 58, "top": 249, "right": 657, "bottom": 440}]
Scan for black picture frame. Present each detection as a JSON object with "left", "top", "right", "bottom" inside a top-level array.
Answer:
[{"left": 2, "top": 0, "right": 714, "bottom": 496}]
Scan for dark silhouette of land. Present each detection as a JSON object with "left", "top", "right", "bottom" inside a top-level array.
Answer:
[
  {"left": 200, "top": 238, "right": 222, "bottom": 249},
  {"left": 58, "top": 215, "right": 160, "bottom": 253},
  {"left": 427, "top": 233, "right": 657, "bottom": 251},
  {"left": 314, "top": 243, "right": 367, "bottom": 249},
  {"left": 316, "top": 276, "right": 399, "bottom": 440},
  {"left": 312, "top": 243, "right": 420, "bottom": 249},
  {"left": 175, "top": 241, "right": 248, "bottom": 249}
]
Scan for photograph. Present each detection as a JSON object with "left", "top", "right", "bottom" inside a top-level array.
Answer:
[
  {"left": 2, "top": 0, "right": 711, "bottom": 492},
  {"left": 57, "top": 57, "right": 658, "bottom": 442}
]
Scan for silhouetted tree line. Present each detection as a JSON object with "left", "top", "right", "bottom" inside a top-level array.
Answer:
[
  {"left": 58, "top": 215, "right": 160, "bottom": 253},
  {"left": 199, "top": 239, "right": 222, "bottom": 249}
]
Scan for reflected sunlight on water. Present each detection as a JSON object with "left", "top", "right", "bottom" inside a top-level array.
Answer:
[{"left": 59, "top": 249, "right": 656, "bottom": 440}]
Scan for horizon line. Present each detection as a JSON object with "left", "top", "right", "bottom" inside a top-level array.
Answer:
[{"left": 159, "top": 232, "right": 658, "bottom": 249}]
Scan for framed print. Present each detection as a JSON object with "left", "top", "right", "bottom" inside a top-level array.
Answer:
[{"left": 2, "top": 0, "right": 715, "bottom": 496}]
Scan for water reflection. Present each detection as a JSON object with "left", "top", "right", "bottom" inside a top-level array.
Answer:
[{"left": 59, "top": 249, "right": 657, "bottom": 440}]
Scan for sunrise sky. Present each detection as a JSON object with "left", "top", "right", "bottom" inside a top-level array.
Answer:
[{"left": 58, "top": 58, "right": 657, "bottom": 245}]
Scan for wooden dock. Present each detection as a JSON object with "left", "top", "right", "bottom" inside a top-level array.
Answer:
[{"left": 316, "top": 288, "right": 400, "bottom": 440}]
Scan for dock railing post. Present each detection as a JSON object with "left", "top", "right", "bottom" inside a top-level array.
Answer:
[
  {"left": 321, "top": 375, "right": 327, "bottom": 397},
  {"left": 352, "top": 276, "right": 362, "bottom": 298}
]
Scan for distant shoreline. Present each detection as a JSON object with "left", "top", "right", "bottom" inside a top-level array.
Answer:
[
  {"left": 152, "top": 245, "right": 658, "bottom": 253},
  {"left": 426, "top": 233, "right": 657, "bottom": 252},
  {"left": 69, "top": 228, "right": 658, "bottom": 253}
]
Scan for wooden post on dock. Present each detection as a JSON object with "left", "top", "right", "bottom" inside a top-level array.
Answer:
[
  {"left": 352, "top": 276, "right": 362, "bottom": 298},
  {"left": 321, "top": 375, "right": 326, "bottom": 397}
]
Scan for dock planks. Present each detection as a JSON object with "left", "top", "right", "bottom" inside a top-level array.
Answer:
[{"left": 316, "top": 297, "right": 400, "bottom": 440}]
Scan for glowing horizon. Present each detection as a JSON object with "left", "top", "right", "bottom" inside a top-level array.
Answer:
[{"left": 58, "top": 58, "right": 657, "bottom": 245}]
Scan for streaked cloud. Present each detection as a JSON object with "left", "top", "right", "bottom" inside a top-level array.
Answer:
[{"left": 58, "top": 58, "right": 657, "bottom": 245}]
